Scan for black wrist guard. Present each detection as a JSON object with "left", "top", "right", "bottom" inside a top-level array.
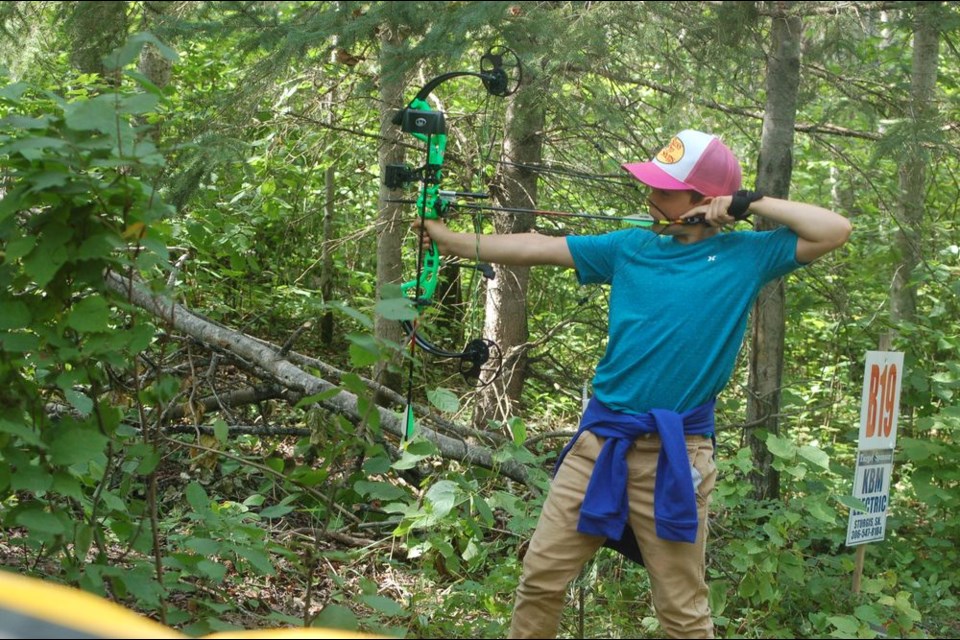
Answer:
[{"left": 728, "top": 190, "right": 764, "bottom": 220}]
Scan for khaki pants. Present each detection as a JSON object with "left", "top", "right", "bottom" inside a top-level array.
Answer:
[{"left": 508, "top": 431, "right": 718, "bottom": 639}]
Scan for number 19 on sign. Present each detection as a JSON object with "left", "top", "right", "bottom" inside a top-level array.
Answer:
[
  {"left": 857, "top": 352, "right": 903, "bottom": 460},
  {"left": 866, "top": 360, "right": 898, "bottom": 439}
]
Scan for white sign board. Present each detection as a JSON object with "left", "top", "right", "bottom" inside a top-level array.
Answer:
[
  {"left": 846, "top": 448, "right": 895, "bottom": 545},
  {"left": 846, "top": 351, "right": 904, "bottom": 547}
]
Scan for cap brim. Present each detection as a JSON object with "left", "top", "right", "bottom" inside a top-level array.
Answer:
[{"left": 621, "top": 161, "right": 692, "bottom": 191}]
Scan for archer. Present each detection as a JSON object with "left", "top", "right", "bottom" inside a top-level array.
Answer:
[{"left": 416, "top": 129, "right": 851, "bottom": 639}]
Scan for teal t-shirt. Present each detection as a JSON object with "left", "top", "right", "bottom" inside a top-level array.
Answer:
[{"left": 566, "top": 227, "right": 802, "bottom": 414}]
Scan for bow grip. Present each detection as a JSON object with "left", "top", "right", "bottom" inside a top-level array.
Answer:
[{"left": 400, "top": 241, "right": 441, "bottom": 304}]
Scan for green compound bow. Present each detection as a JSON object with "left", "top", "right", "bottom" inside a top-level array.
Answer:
[{"left": 384, "top": 46, "right": 522, "bottom": 440}]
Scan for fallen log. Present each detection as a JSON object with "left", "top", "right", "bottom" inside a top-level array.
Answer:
[{"left": 104, "top": 271, "right": 531, "bottom": 485}]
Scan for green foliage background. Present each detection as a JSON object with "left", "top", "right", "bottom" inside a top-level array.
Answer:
[{"left": 1, "top": 2, "right": 958, "bottom": 638}]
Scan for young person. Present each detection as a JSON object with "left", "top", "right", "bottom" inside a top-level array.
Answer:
[{"left": 416, "top": 129, "right": 852, "bottom": 638}]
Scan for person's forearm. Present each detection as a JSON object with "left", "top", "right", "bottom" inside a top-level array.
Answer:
[
  {"left": 429, "top": 227, "right": 573, "bottom": 267},
  {"left": 748, "top": 196, "right": 851, "bottom": 245},
  {"left": 425, "top": 220, "right": 573, "bottom": 267}
]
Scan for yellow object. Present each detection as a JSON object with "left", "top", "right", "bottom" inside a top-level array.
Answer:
[
  {"left": 0, "top": 570, "right": 181, "bottom": 638},
  {"left": 0, "top": 571, "right": 391, "bottom": 639},
  {"left": 203, "top": 630, "right": 385, "bottom": 639}
]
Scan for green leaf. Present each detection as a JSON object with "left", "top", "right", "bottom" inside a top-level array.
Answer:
[
  {"left": 0, "top": 331, "right": 40, "bottom": 353},
  {"left": 406, "top": 439, "right": 437, "bottom": 456},
  {"left": 123, "top": 70, "right": 164, "bottom": 96},
  {"left": 15, "top": 506, "right": 66, "bottom": 536},
  {"left": 49, "top": 424, "right": 108, "bottom": 465},
  {"left": 854, "top": 604, "right": 886, "bottom": 625},
  {"left": 391, "top": 449, "right": 426, "bottom": 471},
  {"left": 11, "top": 465, "right": 53, "bottom": 493},
  {"left": 348, "top": 334, "right": 380, "bottom": 367},
  {"left": 63, "top": 389, "right": 94, "bottom": 417},
  {"left": 259, "top": 504, "right": 296, "bottom": 519},
  {"left": 64, "top": 94, "right": 120, "bottom": 134},
  {"left": 312, "top": 604, "right": 358, "bottom": 631},
  {"left": 427, "top": 387, "right": 460, "bottom": 413},
  {"left": 112, "top": 570, "right": 163, "bottom": 607},
  {"left": 213, "top": 419, "right": 229, "bottom": 444},
  {"left": 508, "top": 417, "right": 527, "bottom": 446},
  {"left": 295, "top": 388, "right": 341, "bottom": 407},
  {"left": 233, "top": 546, "right": 275, "bottom": 575},
  {"left": 0, "top": 115, "right": 52, "bottom": 129},
  {"left": 424, "top": 480, "right": 459, "bottom": 518},
  {"left": 0, "top": 301, "right": 30, "bottom": 330},
  {"left": 362, "top": 456, "right": 392, "bottom": 475},
  {"left": 340, "top": 372, "right": 367, "bottom": 395},
  {"left": 765, "top": 434, "right": 797, "bottom": 459},
  {"left": 327, "top": 301, "right": 373, "bottom": 329},
  {"left": 135, "top": 448, "right": 161, "bottom": 475},
  {"left": 244, "top": 494, "right": 266, "bottom": 507},
  {"left": 197, "top": 559, "right": 227, "bottom": 583},
  {"left": 287, "top": 467, "right": 327, "bottom": 487},
  {"left": 4, "top": 235, "right": 36, "bottom": 259},
  {"left": 708, "top": 580, "right": 729, "bottom": 616},
  {"left": 76, "top": 233, "right": 119, "bottom": 260},
  {"left": 0, "top": 418, "right": 46, "bottom": 448},
  {"left": 23, "top": 243, "right": 67, "bottom": 288},
  {"left": 26, "top": 171, "right": 70, "bottom": 193},
  {"left": 837, "top": 495, "right": 869, "bottom": 512},
  {"left": 783, "top": 463, "right": 807, "bottom": 480},
  {"left": 0, "top": 81, "right": 29, "bottom": 100},
  {"left": 120, "top": 92, "right": 160, "bottom": 116},
  {"left": 899, "top": 437, "right": 943, "bottom": 461},
  {"left": 473, "top": 495, "right": 495, "bottom": 526},
  {"left": 807, "top": 499, "right": 837, "bottom": 524},
  {"left": 185, "top": 482, "right": 210, "bottom": 512},
  {"left": 798, "top": 444, "right": 830, "bottom": 469},
  {"left": 827, "top": 615, "right": 861, "bottom": 637},
  {"left": 0, "top": 136, "right": 68, "bottom": 161},
  {"left": 355, "top": 480, "right": 409, "bottom": 502},
  {"left": 185, "top": 538, "right": 222, "bottom": 556},
  {"left": 74, "top": 523, "right": 93, "bottom": 559},
  {"left": 66, "top": 296, "right": 111, "bottom": 333},
  {"left": 375, "top": 296, "right": 418, "bottom": 321},
  {"left": 762, "top": 522, "right": 785, "bottom": 546},
  {"left": 359, "top": 594, "right": 406, "bottom": 617},
  {"left": 103, "top": 33, "right": 179, "bottom": 72}
]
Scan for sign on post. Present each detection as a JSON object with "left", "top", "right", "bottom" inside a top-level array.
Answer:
[{"left": 845, "top": 351, "right": 904, "bottom": 547}]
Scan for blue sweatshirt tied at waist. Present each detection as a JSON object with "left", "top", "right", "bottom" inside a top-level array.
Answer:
[{"left": 555, "top": 397, "right": 716, "bottom": 545}]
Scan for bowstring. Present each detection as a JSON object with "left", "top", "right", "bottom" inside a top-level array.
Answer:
[{"left": 433, "top": 81, "right": 503, "bottom": 377}]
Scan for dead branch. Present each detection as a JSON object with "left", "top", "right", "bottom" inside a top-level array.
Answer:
[{"left": 104, "top": 271, "right": 530, "bottom": 486}]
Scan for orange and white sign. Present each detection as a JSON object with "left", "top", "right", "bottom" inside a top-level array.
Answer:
[{"left": 846, "top": 351, "right": 904, "bottom": 547}]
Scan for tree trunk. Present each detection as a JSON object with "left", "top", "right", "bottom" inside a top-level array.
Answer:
[
  {"left": 66, "top": 1, "right": 128, "bottom": 80},
  {"left": 473, "top": 71, "right": 545, "bottom": 430},
  {"left": 374, "top": 26, "right": 408, "bottom": 395},
  {"left": 888, "top": 4, "right": 940, "bottom": 437},
  {"left": 891, "top": 6, "right": 939, "bottom": 327},
  {"left": 319, "top": 165, "right": 335, "bottom": 345},
  {"left": 745, "top": 5, "right": 802, "bottom": 501},
  {"left": 138, "top": 1, "right": 173, "bottom": 89}
]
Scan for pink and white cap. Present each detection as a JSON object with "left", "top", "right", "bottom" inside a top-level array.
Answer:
[{"left": 621, "top": 129, "right": 742, "bottom": 197}]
